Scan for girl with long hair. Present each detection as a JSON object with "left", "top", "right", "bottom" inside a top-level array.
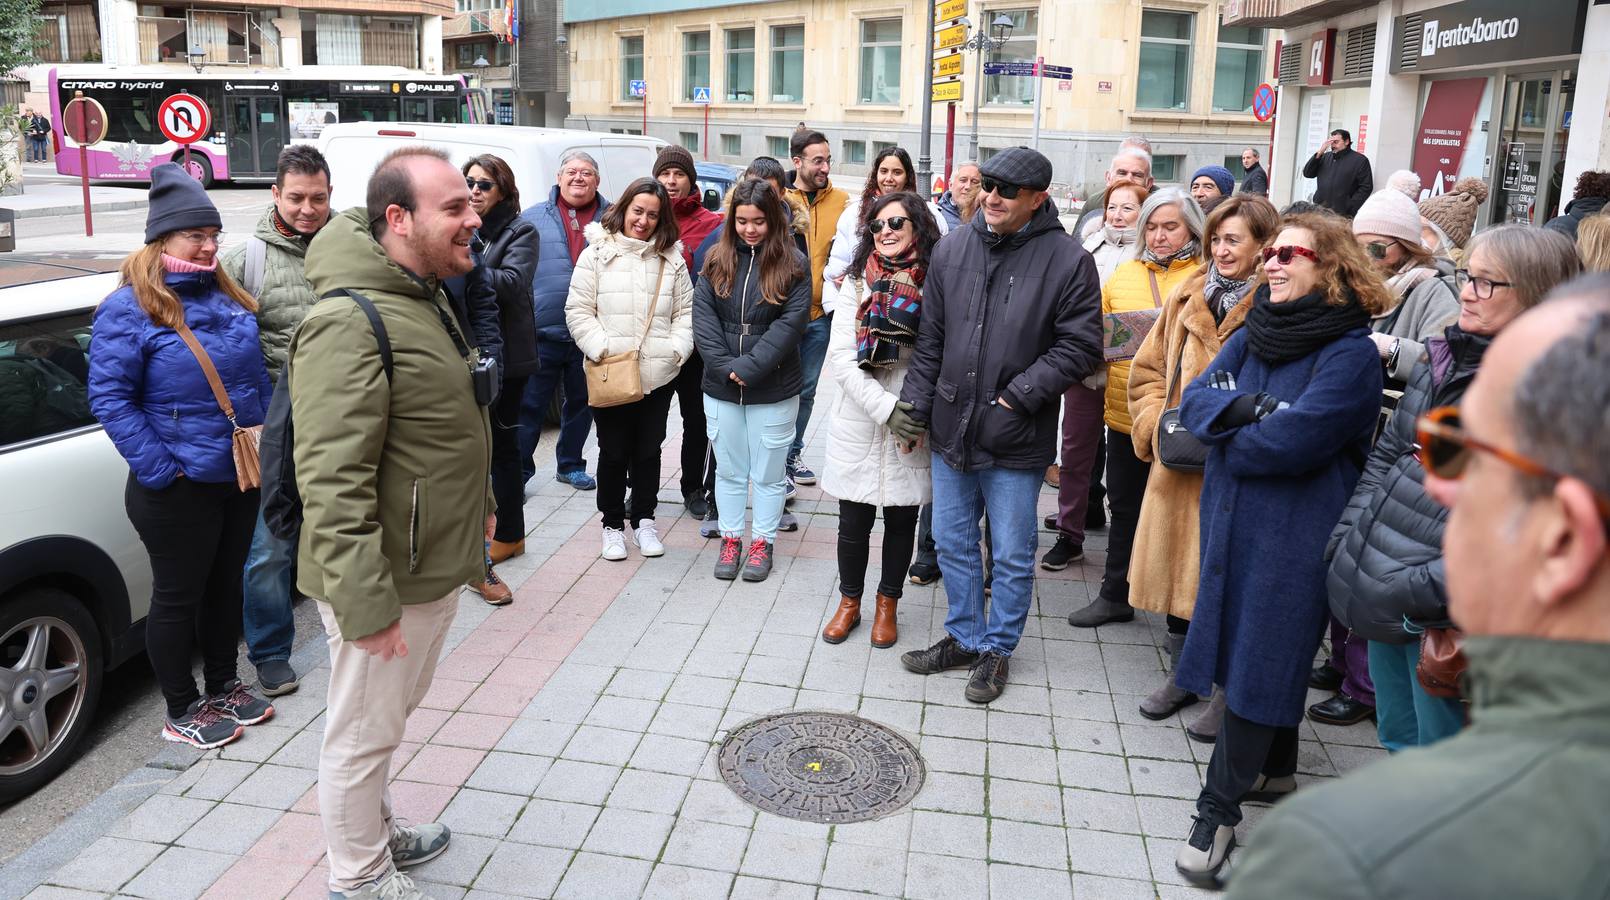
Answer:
[
  {"left": 565, "top": 177, "right": 695, "bottom": 561},
  {"left": 693, "top": 179, "right": 811, "bottom": 582},
  {"left": 819, "top": 192, "right": 941, "bottom": 648},
  {"left": 88, "top": 164, "right": 276, "bottom": 750}
]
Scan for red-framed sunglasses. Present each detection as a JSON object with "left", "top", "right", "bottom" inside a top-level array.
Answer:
[
  {"left": 1415, "top": 406, "right": 1610, "bottom": 518},
  {"left": 1261, "top": 245, "right": 1320, "bottom": 265}
]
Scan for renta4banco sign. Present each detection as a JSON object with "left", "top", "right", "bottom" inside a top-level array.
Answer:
[{"left": 1392, "top": 0, "right": 1587, "bottom": 73}]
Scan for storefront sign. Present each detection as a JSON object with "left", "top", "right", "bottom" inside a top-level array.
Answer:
[
  {"left": 1502, "top": 142, "right": 1526, "bottom": 190},
  {"left": 1307, "top": 28, "right": 1335, "bottom": 86},
  {"left": 1304, "top": 93, "right": 1332, "bottom": 157},
  {"left": 1411, "top": 77, "right": 1488, "bottom": 198},
  {"left": 1392, "top": 0, "right": 1588, "bottom": 73}
]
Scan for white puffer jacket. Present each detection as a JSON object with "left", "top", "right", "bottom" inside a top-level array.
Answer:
[
  {"left": 820, "top": 277, "right": 932, "bottom": 508},
  {"left": 565, "top": 222, "right": 695, "bottom": 394}
]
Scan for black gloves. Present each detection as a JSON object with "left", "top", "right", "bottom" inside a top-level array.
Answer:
[
  {"left": 1216, "top": 392, "right": 1281, "bottom": 431},
  {"left": 887, "top": 401, "right": 927, "bottom": 444}
]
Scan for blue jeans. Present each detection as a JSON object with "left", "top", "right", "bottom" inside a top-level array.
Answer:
[
  {"left": 705, "top": 394, "right": 799, "bottom": 542},
  {"left": 791, "top": 313, "right": 832, "bottom": 457},
  {"left": 931, "top": 456, "right": 1041, "bottom": 656},
  {"left": 520, "top": 337, "right": 594, "bottom": 481},
  {"left": 27, "top": 135, "right": 46, "bottom": 162},
  {"left": 1368, "top": 639, "right": 1466, "bottom": 751},
  {"left": 242, "top": 505, "right": 296, "bottom": 666}
]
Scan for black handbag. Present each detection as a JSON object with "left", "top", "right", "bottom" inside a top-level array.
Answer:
[{"left": 1157, "top": 341, "right": 1208, "bottom": 473}]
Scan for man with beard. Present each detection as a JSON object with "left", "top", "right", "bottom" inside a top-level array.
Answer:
[
  {"left": 220, "top": 144, "right": 333, "bottom": 698},
  {"left": 785, "top": 129, "right": 849, "bottom": 486},
  {"left": 291, "top": 147, "right": 494, "bottom": 900}
]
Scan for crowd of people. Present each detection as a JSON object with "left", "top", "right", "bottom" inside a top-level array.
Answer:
[{"left": 81, "top": 129, "right": 1610, "bottom": 898}]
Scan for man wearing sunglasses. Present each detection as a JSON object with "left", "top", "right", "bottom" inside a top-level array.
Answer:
[
  {"left": 897, "top": 146, "right": 1103, "bottom": 703},
  {"left": 1227, "top": 285, "right": 1610, "bottom": 899}
]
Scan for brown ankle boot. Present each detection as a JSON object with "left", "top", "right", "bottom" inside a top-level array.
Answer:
[
  {"left": 821, "top": 595, "right": 861, "bottom": 644},
  {"left": 871, "top": 594, "right": 898, "bottom": 648}
]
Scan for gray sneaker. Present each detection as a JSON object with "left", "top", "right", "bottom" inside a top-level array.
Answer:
[
  {"left": 390, "top": 820, "right": 451, "bottom": 868},
  {"left": 255, "top": 659, "right": 300, "bottom": 697},
  {"left": 330, "top": 867, "right": 431, "bottom": 900}
]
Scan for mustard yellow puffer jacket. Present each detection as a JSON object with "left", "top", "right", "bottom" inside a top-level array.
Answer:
[{"left": 1101, "top": 255, "right": 1198, "bottom": 433}]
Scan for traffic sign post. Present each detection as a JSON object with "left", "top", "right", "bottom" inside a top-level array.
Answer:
[
  {"left": 157, "top": 92, "right": 211, "bottom": 183},
  {"left": 64, "top": 90, "right": 104, "bottom": 237},
  {"left": 692, "top": 86, "right": 712, "bottom": 160},
  {"left": 630, "top": 81, "right": 648, "bottom": 136}
]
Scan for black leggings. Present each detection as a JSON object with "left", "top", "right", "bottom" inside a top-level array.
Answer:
[
  {"left": 490, "top": 374, "right": 529, "bottom": 543},
  {"left": 125, "top": 475, "right": 258, "bottom": 718},
  {"left": 837, "top": 500, "right": 919, "bottom": 600},
  {"left": 592, "top": 382, "right": 676, "bottom": 530},
  {"left": 1098, "top": 428, "right": 1151, "bottom": 607},
  {"left": 1199, "top": 707, "right": 1300, "bottom": 826},
  {"left": 674, "top": 349, "right": 710, "bottom": 500}
]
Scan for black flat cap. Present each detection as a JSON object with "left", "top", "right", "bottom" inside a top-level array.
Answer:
[{"left": 980, "top": 146, "right": 1053, "bottom": 192}]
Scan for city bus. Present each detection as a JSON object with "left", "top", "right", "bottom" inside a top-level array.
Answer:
[{"left": 48, "top": 65, "right": 491, "bottom": 186}]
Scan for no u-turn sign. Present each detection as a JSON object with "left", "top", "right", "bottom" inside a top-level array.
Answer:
[{"left": 158, "top": 93, "right": 211, "bottom": 145}]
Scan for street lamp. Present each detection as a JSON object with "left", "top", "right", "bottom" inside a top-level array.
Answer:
[
  {"left": 961, "top": 12, "right": 1015, "bottom": 161},
  {"left": 187, "top": 44, "right": 206, "bottom": 74}
]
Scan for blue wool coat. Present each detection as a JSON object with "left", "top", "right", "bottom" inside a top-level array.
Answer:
[
  {"left": 521, "top": 186, "right": 610, "bottom": 342},
  {"left": 1174, "top": 325, "right": 1381, "bottom": 727},
  {"left": 89, "top": 271, "right": 273, "bottom": 489}
]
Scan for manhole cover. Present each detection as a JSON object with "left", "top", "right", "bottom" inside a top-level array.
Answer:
[{"left": 717, "top": 711, "right": 925, "bottom": 823}]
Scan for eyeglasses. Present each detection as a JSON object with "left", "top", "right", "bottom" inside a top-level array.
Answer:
[
  {"left": 1363, "top": 241, "right": 1391, "bottom": 260},
  {"left": 979, "top": 178, "right": 1023, "bottom": 200},
  {"left": 175, "top": 230, "right": 224, "bottom": 247},
  {"left": 1454, "top": 269, "right": 1513, "bottom": 300},
  {"left": 559, "top": 168, "right": 598, "bottom": 180},
  {"left": 1415, "top": 406, "right": 1610, "bottom": 517},
  {"left": 868, "top": 216, "right": 909, "bottom": 234},
  {"left": 466, "top": 178, "right": 496, "bottom": 193},
  {"left": 1261, "top": 245, "right": 1320, "bottom": 265}
]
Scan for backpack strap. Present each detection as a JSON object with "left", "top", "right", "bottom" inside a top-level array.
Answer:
[
  {"left": 319, "top": 289, "right": 394, "bottom": 382},
  {"left": 243, "top": 235, "right": 268, "bottom": 298}
]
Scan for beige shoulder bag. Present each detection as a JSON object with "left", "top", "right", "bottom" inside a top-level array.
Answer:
[{"left": 584, "top": 261, "right": 665, "bottom": 408}]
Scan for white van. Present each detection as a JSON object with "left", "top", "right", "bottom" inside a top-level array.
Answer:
[{"left": 318, "top": 123, "right": 666, "bottom": 212}]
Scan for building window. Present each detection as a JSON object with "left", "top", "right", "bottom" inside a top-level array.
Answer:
[
  {"left": 620, "top": 35, "right": 644, "bottom": 101},
  {"left": 683, "top": 31, "right": 710, "bottom": 102},
  {"left": 1222, "top": 154, "right": 1247, "bottom": 180},
  {"left": 1152, "top": 154, "right": 1183, "bottom": 183},
  {"left": 843, "top": 140, "right": 866, "bottom": 165},
  {"left": 767, "top": 135, "right": 790, "bottom": 158},
  {"left": 681, "top": 131, "right": 700, "bottom": 153},
  {"left": 985, "top": 9, "right": 1038, "bottom": 106},
  {"left": 722, "top": 133, "right": 742, "bottom": 156},
  {"left": 979, "top": 146, "right": 1000, "bottom": 163},
  {"left": 1213, "top": 23, "right": 1265, "bottom": 113},
  {"left": 770, "top": 24, "right": 804, "bottom": 103},
  {"left": 725, "top": 28, "right": 755, "bottom": 102},
  {"left": 1138, "top": 9, "right": 1193, "bottom": 111},
  {"left": 872, "top": 140, "right": 895, "bottom": 156},
  {"left": 858, "top": 18, "right": 901, "bottom": 105}
]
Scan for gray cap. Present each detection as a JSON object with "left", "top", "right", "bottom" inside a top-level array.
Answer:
[{"left": 979, "top": 146, "right": 1053, "bottom": 192}]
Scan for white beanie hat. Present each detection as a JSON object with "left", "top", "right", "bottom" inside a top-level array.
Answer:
[
  {"left": 1352, "top": 189, "right": 1423, "bottom": 246},
  {"left": 1386, "top": 170, "right": 1422, "bottom": 200}
]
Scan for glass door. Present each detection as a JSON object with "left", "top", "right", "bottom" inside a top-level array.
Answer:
[
  {"left": 226, "top": 96, "right": 285, "bottom": 179},
  {"left": 1492, "top": 72, "right": 1573, "bottom": 225}
]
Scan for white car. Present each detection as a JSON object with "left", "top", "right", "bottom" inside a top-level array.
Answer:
[{"left": 0, "top": 259, "right": 150, "bottom": 803}]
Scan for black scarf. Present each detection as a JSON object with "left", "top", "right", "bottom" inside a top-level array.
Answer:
[{"left": 1244, "top": 284, "right": 1369, "bottom": 364}]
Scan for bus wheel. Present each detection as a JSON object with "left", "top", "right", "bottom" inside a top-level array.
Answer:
[{"left": 173, "top": 153, "right": 214, "bottom": 188}]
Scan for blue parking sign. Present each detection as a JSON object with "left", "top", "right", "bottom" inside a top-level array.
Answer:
[{"left": 630, "top": 80, "right": 647, "bottom": 98}]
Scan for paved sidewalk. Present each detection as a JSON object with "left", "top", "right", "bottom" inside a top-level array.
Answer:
[{"left": 5, "top": 383, "right": 1387, "bottom": 900}]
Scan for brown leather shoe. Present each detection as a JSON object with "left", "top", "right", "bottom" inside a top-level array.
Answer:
[
  {"left": 469, "top": 568, "right": 513, "bottom": 606},
  {"left": 821, "top": 595, "right": 861, "bottom": 644},
  {"left": 489, "top": 539, "right": 525, "bottom": 564},
  {"left": 871, "top": 594, "right": 898, "bottom": 648}
]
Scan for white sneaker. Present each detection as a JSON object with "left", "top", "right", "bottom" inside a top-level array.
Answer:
[
  {"left": 601, "top": 526, "right": 628, "bottom": 561},
  {"left": 632, "top": 520, "right": 665, "bottom": 557}
]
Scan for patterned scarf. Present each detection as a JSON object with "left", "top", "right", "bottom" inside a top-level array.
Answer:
[
  {"left": 856, "top": 250, "right": 926, "bottom": 369},
  {"left": 1203, "top": 266, "right": 1253, "bottom": 323},
  {"left": 1141, "top": 239, "right": 1200, "bottom": 269}
]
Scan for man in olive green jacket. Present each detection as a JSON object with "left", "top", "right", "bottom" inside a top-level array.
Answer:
[
  {"left": 1227, "top": 286, "right": 1610, "bottom": 900},
  {"left": 290, "top": 147, "right": 493, "bottom": 900}
]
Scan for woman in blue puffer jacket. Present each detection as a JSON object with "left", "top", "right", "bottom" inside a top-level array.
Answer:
[{"left": 89, "top": 164, "right": 275, "bottom": 751}]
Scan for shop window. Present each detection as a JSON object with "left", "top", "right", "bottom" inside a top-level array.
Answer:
[
  {"left": 722, "top": 133, "right": 742, "bottom": 156},
  {"left": 680, "top": 131, "right": 699, "bottom": 153},
  {"left": 1138, "top": 9, "right": 1192, "bottom": 111},
  {"left": 767, "top": 135, "right": 790, "bottom": 158},
  {"left": 770, "top": 24, "right": 804, "bottom": 103},
  {"left": 725, "top": 28, "right": 755, "bottom": 102},
  {"left": 985, "top": 9, "right": 1038, "bottom": 106},
  {"left": 858, "top": 18, "right": 901, "bottom": 105},
  {"left": 844, "top": 139, "right": 866, "bottom": 165},
  {"left": 1152, "top": 154, "right": 1183, "bottom": 183},
  {"left": 683, "top": 31, "right": 710, "bottom": 103},
  {"left": 1213, "top": 23, "right": 1264, "bottom": 113},
  {"left": 620, "top": 35, "right": 644, "bottom": 101}
]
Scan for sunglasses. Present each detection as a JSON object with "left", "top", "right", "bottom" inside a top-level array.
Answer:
[
  {"left": 979, "top": 177, "right": 1023, "bottom": 200},
  {"left": 466, "top": 178, "right": 496, "bottom": 193},
  {"left": 1364, "top": 241, "right": 1391, "bottom": 260},
  {"left": 1261, "top": 245, "right": 1320, "bottom": 265},
  {"left": 868, "top": 216, "right": 910, "bottom": 234},
  {"left": 1415, "top": 406, "right": 1610, "bottom": 517}
]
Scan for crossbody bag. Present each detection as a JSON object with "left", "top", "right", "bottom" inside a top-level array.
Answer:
[
  {"left": 584, "top": 262, "right": 666, "bottom": 408},
  {"left": 174, "top": 322, "right": 262, "bottom": 492}
]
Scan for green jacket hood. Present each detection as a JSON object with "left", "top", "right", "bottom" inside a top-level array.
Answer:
[{"left": 306, "top": 206, "right": 440, "bottom": 305}]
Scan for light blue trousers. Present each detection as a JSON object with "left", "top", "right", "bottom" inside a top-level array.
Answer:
[{"left": 704, "top": 394, "right": 799, "bottom": 542}]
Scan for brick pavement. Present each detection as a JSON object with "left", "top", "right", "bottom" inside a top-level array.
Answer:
[{"left": 13, "top": 385, "right": 1388, "bottom": 900}]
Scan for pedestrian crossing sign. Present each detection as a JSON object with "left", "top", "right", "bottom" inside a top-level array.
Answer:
[{"left": 692, "top": 86, "right": 712, "bottom": 105}]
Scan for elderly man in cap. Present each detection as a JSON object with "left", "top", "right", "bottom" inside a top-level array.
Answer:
[{"left": 897, "top": 146, "right": 1103, "bottom": 703}]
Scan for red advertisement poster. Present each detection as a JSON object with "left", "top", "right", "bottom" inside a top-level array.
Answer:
[{"left": 1412, "top": 77, "right": 1488, "bottom": 198}]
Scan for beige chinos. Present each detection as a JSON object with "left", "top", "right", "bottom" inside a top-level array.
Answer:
[{"left": 317, "top": 591, "right": 458, "bottom": 892}]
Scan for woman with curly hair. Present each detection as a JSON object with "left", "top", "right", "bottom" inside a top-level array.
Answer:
[{"left": 1171, "top": 212, "right": 1391, "bottom": 884}]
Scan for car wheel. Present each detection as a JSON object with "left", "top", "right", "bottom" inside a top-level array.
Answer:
[{"left": 0, "top": 588, "right": 104, "bottom": 804}]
